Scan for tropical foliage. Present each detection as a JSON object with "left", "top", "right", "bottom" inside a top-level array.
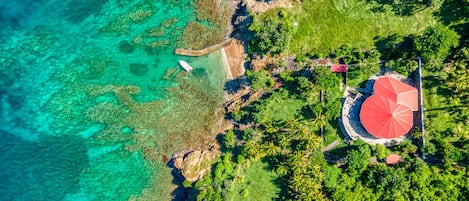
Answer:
[
  {"left": 184, "top": 0, "right": 468, "bottom": 200},
  {"left": 248, "top": 10, "right": 295, "bottom": 55}
]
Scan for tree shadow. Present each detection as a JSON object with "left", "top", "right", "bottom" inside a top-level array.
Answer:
[
  {"left": 300, "top": 105, "right": 315, "bottom": 119},
  {"left": 366, "top": 0, "right": 430, "bottom": 16},
  {"left": 260, "top": 156, "right": 290, "bottom": 200},
  {"left": 435, "top": 0, "right": 469, "bottom": 38},
  {"left": 324, "top": 145, "right": 357, "bottom": 161},
  {"left": 230, "top": 1, "right": 253, "bottom": 42},
  {"left": 375, "top": 34, "right": 415, "bottom": 60},
  {"left": 329, "top": 120, "right": 347, "bottom": 140},
  {"left": 224, "top": 77, "right": 249, "bottom": 94},
  {"left": 423, "top": 75, "right": 444, "bottom": 89}
]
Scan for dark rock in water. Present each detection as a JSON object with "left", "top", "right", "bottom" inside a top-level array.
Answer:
[
  {"left": 119, "top": 40, "right": 135, "bottom": 54},
  {"left": 129, "top": 63, "right": 149, "bottom": 76}
]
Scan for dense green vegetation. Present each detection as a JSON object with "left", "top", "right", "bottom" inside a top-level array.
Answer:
[
  {"left": 184, "top": 0, "right": 468, "bottom": 200},
  {"left": 248, "top": 10, "right": 295, "bottom": 55}
]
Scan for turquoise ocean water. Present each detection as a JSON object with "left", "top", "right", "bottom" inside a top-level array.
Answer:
[{"left": 0, "top": 0, "right": 226, "bottom": 200}]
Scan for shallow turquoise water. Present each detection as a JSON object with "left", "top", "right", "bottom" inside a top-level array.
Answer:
[{"left": 0, "top": 0, "right": 226, "bottom": 200}]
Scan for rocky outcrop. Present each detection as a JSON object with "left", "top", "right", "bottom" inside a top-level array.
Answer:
[
  {"left": 224, "top": 89, "right": 264, "bottom": 113},
  {"left": 173, "top": 149, "right": 219, "bottom": 182}
]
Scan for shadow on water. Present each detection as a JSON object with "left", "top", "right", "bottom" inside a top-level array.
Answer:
[
  {"left": 59, "top": 0, "right": 109, "bottom": 24},
  {"left": 191, "top": 68, "right": 208, "bottom": 78},
  {"left": 170, "top": 167, "right": 187, "bottom": 201},
  {"left": 0, "top": 129, "right": 88, "bottom": 201},
  {"left": 0, "top": 0, "right": 47, "bottom": 27}
]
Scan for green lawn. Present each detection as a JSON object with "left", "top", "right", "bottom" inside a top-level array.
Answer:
[
  {"left": 253, "top": 91, "right": 306, "bottom": 124},
  {"left": 230, "top": 161, "right": 280, "bottom": 201},
  {"left": 289, "top": 0, "right": 436, "bottom": 54}
]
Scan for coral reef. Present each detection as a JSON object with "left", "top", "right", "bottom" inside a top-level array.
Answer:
[
  {"left": 182, "top": 22, "right": 224, "bottom": 50},
  {"left": 181, "top": 0, "right": 234, "bottom": 49},
  {"left": 127, "top": 10, "right": 153, "bottom": 23},
  {"left": 35, "top": 1, "right": 227, "bottom": 199}
]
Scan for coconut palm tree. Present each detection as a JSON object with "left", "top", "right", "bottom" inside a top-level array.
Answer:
[
  {"left": 263, "top": 141, "right": 281, "bottom": 156},
  {"left": 284, "top": 117, "right": 300, "bottom": 130},
  {"left": 312, "top": 112, "right": 328, "bottom": 136},
  {"left": 264, "top": 120, "right": 278, "bottom": 134},
  {"left": 242, "top": 141, "right": 262, "bottom": 160}
]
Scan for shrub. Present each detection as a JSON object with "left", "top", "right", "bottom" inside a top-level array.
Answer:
[
  {"left": 247, "top": 69, "right": 272, "bottom": 91},
  {"left": 183, "top": 180, "right": 193, "bottom": 188},
  {"left": 414, "top": 24, "right": 460, "bottom": 67},
  {"left": 240, "top": 189, "right": 249, "bottom": 197}
]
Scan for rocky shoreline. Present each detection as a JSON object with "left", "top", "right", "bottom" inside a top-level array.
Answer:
[{"left": 166, "top": 0, "right": 294, "bottom": 198}]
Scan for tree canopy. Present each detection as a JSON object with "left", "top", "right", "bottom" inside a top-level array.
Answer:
[
  {"left": 414, "top": 24, "right": 460, "bottom": 66},
  {"left": 248, "top": 10, "right": 294, "bottom": 55}
]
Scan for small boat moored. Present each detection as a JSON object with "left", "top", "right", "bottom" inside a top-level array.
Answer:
[{"left": 178, "top": 60, "right": 193, "bottom": 72}]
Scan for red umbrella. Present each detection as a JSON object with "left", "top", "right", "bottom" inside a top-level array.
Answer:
[{"left": 360, "top": 95, "right": 413, "bottom": 138}]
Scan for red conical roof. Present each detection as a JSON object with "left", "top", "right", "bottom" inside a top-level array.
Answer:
[
  {"left": 374, "top": 77, "right": 418, "bottom": 111},
  {"left": 360, "top": 95, "right": 413, "bottom": 138}
]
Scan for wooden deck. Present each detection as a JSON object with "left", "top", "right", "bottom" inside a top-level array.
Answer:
[{"left": 175, "top": 39, "right": 234, "bottom": 57}]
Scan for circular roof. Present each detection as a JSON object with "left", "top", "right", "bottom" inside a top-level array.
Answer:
[{"left": 360, "top": 95, "right": 413, "bottom": 138}]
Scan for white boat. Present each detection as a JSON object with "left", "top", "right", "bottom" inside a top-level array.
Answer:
[{"left": 178, "top": 60, "right": 193, "bottom": 72}]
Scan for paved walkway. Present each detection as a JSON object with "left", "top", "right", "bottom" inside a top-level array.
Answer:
[
  {"left": 322, "top": 140, "right": 340, "bottom": 152},
  {"left": 175, "top": 39, "right": 234, "bottom": 56}
]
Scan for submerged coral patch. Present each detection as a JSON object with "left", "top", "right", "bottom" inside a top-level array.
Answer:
[
  {"left": 129, "top": 63, "right": 149, "bottom": 76},
  {"left": 119, "top": 40, "right": 135, "bottom": 54}
]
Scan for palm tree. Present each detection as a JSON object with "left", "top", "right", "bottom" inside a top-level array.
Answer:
[
  {"left": 289, "top": 151, "right": 307, "bottom": 174},
  {"left": 276, "top": 164, "right": 289, "bottom": 176},
  {"left": 303, "top": 131, "right": 322, "bottom": 151},
  {"left": 263, "top": 141, "right": 280, "bottom": 156},
  {"left": 284, "top": 118, "right": 300, "bottom": 130},
  {"left": 277, "top": 133, "right": 291, "bottom": 151},
  {"left": 294, "top": 122, "right": 311, "bottom": 139},
  {"left": 243, "top": 141, "right": 262, "bottom": 160},
  {"left": 264, "top": 120, "right": 278, "bottom": 134},
  {"left": 312, "top": 112, "right": 327, "bottom": 136},
  {"left": 289, "top": 172, "right": 305, "bottom": 192}
]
